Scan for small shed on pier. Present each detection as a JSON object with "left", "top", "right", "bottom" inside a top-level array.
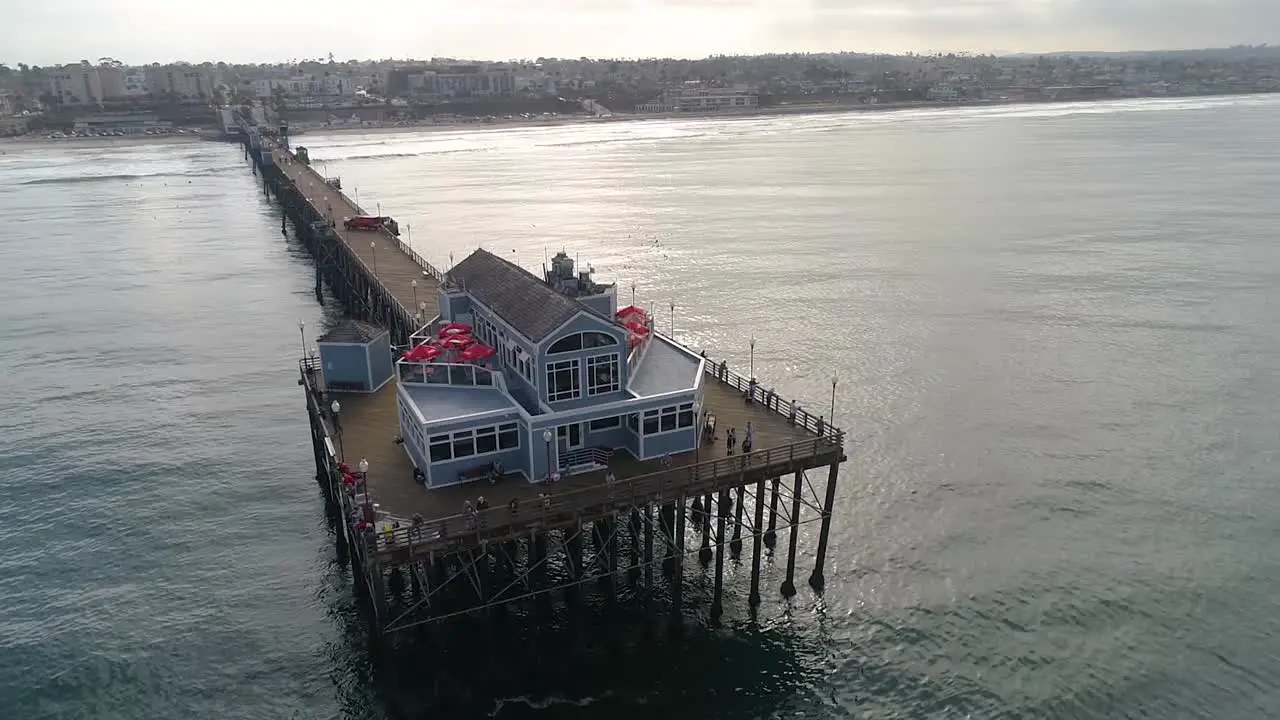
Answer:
[{"left": 317, "top": 320, "right": 394, "bottom": 393}]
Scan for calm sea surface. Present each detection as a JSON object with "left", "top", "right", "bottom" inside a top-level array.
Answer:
[{"left": 2, "top": 95, "right": 1279, "bottom": 719}]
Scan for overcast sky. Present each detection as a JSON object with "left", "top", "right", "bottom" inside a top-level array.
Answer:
[{"left": 2, "top": 0, "right": 1274, "bottom": 65}]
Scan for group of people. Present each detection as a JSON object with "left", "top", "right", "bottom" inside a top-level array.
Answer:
[{"left": 725, "top": 421, "right": 755, "bottom": 455}]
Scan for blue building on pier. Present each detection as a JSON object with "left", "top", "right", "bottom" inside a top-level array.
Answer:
[{"left": 394, "top": 249, "right": 706, "bottom": 488}]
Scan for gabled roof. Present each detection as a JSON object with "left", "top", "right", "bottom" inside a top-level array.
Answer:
[
  {"left": 446, "top": 249, "right": 590, "bottom": 342},
  {"left": 318, "top": 320, "right": 386, "bottom": 344}
]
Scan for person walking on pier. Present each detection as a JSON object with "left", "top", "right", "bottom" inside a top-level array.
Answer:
[{"left": 727, "top": 427, "right": 737, "bottom": 455}]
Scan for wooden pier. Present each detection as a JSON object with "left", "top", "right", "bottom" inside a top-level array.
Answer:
[{"left": 240, "top": 123, "right": 848, "bottom": 639}]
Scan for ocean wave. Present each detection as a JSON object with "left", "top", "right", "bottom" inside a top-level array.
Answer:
[{"left": 18, "top": 167, "right": 230, "bottom": 187}]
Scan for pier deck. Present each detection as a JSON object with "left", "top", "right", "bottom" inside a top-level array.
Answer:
[
  {"left": 312, "top": 356, "right": 842, "bottom": 561},
  {"left": 271, "top": 147, "right": 442, "bottom": 324}
]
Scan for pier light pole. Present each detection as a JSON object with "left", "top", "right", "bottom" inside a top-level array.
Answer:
[
  {"left": 542, "top": 430, "right": 554, "bottom": 482},
  {"left": 411, "top": 279, "right": 418, "bottom": 312},
  {"left": 298, "top": 320, "right": 307, "bottom": 359},
  {"left": 331, "top": 400, "right": 344, "bottom": 460},
  {"left": 419, "top": 301, "right": 428, "bottom": 328},
  {"left": 830, "top": 372, "right": 838, "bottom": 424},
  {"left": 749, "top": 334, "right": 756, "bottom": 380},
  {"left": 377, "top": 202, "right": 382, "bottom": 217},
  {"left": 670, "top": 302, "right": 675, "bottom": 338},
  {"left": 370, "top": 240, "right": 378, "bottom": 275},
  {"left": 358, "top": 457, "right": 370, "bottom": 517},
  {"left": 631, "top": 282, "right": 636, "bottom": 308}
]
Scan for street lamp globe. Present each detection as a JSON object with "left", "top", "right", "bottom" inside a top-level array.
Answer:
[
  {"left": 331, "top": 400, "right": 341, "bottom": 414},
  {"left": 542, "top": 430, "right": 553, "bottom": 444},
  {"left": 358, "top": 457, "right": 369, "bottom": 475}
]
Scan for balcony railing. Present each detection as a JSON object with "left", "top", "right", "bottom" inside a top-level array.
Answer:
[
  {"left": 397, "top": 361, "right": 502, "bottom": 389},
  {"left": 369, "top": 430, "right": 844, "bottom": 556}
]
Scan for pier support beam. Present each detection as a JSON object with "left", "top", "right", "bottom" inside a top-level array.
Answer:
[
  {"left": 730, "top": 485, "right": 745, "bottom": 557},
  {"left": 644, "top": 505, "right": 654, "bottom": 589},
  {"left": 710, "top": 488, "right": 728, "bottom": 621},
  {"left": 780, "top": 471, "right": 804, "bottom": 597},
  {"left": 671, "top": 497, "right": 686, "bottom": 629},
  {"left": 699, "top": 494, "right": 713, "bottom": 564},
  {"left": 749, "top": 476, "right": 765, "bottom": 606},
  {"left": 808, "top": 462, "right": 840, "bottom": 592},
  {"left": 764, "top": 477, "right": 780, "bottom": 547}
]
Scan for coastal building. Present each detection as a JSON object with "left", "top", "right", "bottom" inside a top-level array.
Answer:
[
  {"left": 391, "top": 249, "right": 703, "bottom": 488},
  {"left": 145, "top": 65, "right": 214, "bottom": 102},
  {"left": 48, "top": 65, "right": 104, "bottom": 105},
  {"left": 388, "top": 64, "right": 516, "bottom": 99},
  {"left": 639, "top": 86, "right": 759, "bottom": 112},
  {"left": 0, "top": 91, "right": 12, "bottom": 116}
]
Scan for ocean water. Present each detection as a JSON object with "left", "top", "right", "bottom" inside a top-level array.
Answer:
[{"left": 2, "top": 94, "right": 1279, "bottom": 719}]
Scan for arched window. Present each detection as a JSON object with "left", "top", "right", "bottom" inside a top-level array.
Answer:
[{"left": 548, "top": 331, "right": 618, "bottom": 354}]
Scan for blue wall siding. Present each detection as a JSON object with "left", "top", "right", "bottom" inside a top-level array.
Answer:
[
  {"left": 319, "top": 343, "right": 371, "bottom": 390},
  {"left": 505, "top": 378, "right": 541, "bottom": 415},
  {"left": 578, "top": 293, "right": 615, "bottom": 319},
  {"left": 368, "top": 334, "right": 394, "bottom": 389},
  {"left": 439, "top": 290, "right": 471, "bottom": 322},
  {"left": 403, "top": 431, "right": 429, "bottom": 473},
  {"left": 428, "top": 447, "right": 528, "bottom": 489},
  {"left": 641, "top": 428, "right": 697, "bottom": 459},
  {"left": 539, "top": 313, "right": 630, "bottom": 410}
]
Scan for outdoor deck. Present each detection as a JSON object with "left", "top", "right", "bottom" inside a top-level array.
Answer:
[
  {"left": 313, "top": 357, "right": 843, "bottom": 561},
  {"left": 271, "top": 147, "right": 442, "bottom": 324}
]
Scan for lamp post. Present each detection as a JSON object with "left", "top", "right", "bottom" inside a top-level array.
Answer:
[
  {"left": 670, "top": 302, "right": 675, "bottom": 337},
  {"left": 830, "top": 372, "right": 838, "bottom": 424},
  {"left": 542, "top": 430, "right": 553, "bottom": 482},
  {"left": 331, "top": 399, "right": 344, "bottom": 459},
  {"left": 418, "top": 301, "right": 428, "bottom": 328},
  {"left": 370, "top": 240, "right": 378, "bottom": 275},
  {"left": 358, "top": 457, "right": 370, "bottom": 516},
  {"left": 749, "top": 335, "right": 756, "bottom": 380},
  {"left": 298, "top": 320, "right": 307, "bottom": 360},
  {"left": 411, "top": 279, "right": 418, "bottom": 312},
  {"left": 631, "top": 282, "right": 636, "bottom": 308}
]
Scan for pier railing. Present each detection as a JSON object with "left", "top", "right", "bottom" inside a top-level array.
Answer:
[
  {"left": 699, "top": 358, "right": 842, "bottom": 440},
  {"left": 283, "top": 145, "right": 446, "bottom": 285},
  {"left": 371, "top": 429, "right": 844, "bottom": 557},
  {"left": 642, "top": 329, "right": 843, "bottom": 441}
]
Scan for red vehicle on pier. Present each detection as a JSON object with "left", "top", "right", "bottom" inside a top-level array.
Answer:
[{"left": 343, "top": 215, "right": 400, "bottom": 236}]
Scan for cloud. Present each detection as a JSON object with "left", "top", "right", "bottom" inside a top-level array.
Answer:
[{"left": 1, "top": 0, "right": 1276, "bottom": 64}]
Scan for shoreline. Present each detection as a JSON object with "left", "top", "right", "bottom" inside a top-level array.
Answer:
[
  {"left": 283, "top": 92, "right": 1271, "bottom": 139},
  {"left": 3, "top": 91, "right": 1271, "bottom": 149}
]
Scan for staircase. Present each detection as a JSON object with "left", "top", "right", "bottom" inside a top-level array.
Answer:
[{"left": 559, "top": 447, "right": 613, "bottom": 475}]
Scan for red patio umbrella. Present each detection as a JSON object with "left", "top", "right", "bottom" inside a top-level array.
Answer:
[
  {"left": 440, "top": 334, "right": 475, "bottom": 350},
  {"left": 402, "top": 344, "right": 442, "bottom": 361},
  {"left": 458, "top": 343, "right": 496, "bottom": 363},
  {"left": 438, "top": 322, "right": 473, "bottom": 338}
]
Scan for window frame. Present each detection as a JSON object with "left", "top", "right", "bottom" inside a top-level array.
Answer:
[
  {"left": 546, "top": 358, "right": 581, "bottom": 402},
  {"left": 586, "top": 353, "right": 620, "bottom": 396}
]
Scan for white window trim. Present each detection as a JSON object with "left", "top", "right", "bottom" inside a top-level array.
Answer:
[
  {"left": 641, "top": 402, "right": 695, "bottom": 436},
  {"left": 546, "top": 358, "right": 581, "bottom": 403},
  {"left": 586, "top": 353, "right": 620, "bottom": 396},
  {"left": 427, "top": 421, "right": 521, "bottom": 464}
]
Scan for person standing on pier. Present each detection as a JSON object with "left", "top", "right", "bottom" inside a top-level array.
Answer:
[{"left": 727, "top": 427, "right": 737, "bottom": 455}]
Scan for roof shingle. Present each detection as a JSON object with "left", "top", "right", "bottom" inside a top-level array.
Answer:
[
  {"left": 446, "top": 249, "right": 586, "bottom": 342},
  {"left": 318, "top": 320, "right": 386, "bottom": 344}
]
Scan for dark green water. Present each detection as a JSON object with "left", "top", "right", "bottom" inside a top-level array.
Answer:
[{"left": 2, "top": 95, "right": 1279, "bottom": 719}]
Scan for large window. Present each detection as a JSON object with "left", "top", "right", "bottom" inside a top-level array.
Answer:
[
  {"left": 642, "top": 402, "right": 695, "bottom": 435},
  {"left": 586, "top": 354, "right": 619, "bottom": 396},
  {"left": 589, "top": 416, "right": 621, "bottom": 431},
  {"left": 547, "top": 359, "right": 580, "bottom": 402},
  {"left": 548, "top": 331, "right": 619, "bottom": 354},
  {"left": 427, "top": 422, "right": 520, "bottom": 463}
]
